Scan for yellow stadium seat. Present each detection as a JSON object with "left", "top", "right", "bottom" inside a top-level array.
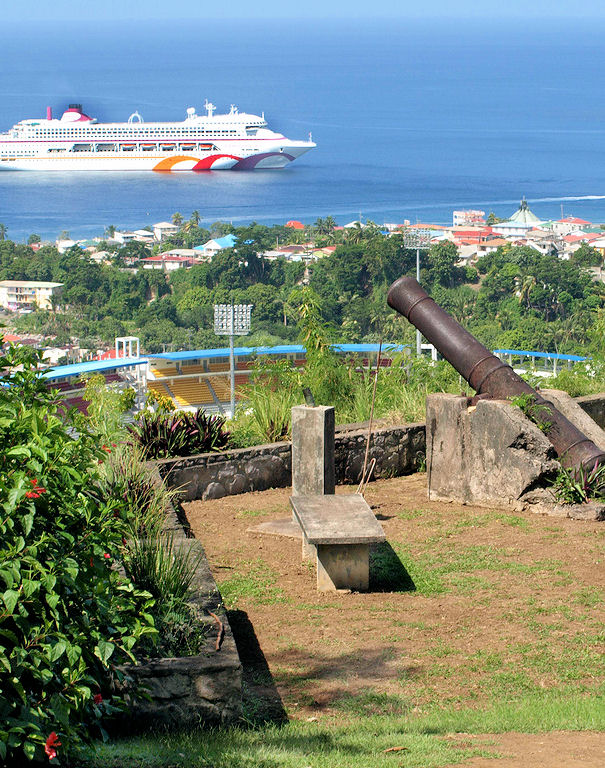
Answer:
[{"left": 168, "top": 378, "right": 215, "bottom": 406}]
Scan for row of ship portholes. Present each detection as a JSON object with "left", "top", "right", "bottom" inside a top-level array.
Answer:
[{"left": 55, "top": 142, "right": 221, "bottom": 154}]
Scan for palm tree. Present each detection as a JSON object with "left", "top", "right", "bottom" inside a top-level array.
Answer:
[
  {"left": 189, "top": 210, "right": 201, "bottom": 227},
  {"left": 0, "top": 223, "right": 7, "bottom": 241},
  {"left": 345, "top": 222, "right": 364, "bottom": 245},
  {"left": 105, "top": 224, "right": 116, "bottom": 238},
  {"left": 519, "top": 275, "right": 536, "bottom": 310},
  {"left": 314, "top": 217, "right": 328, "bottom": 236},
  {"left": 171, "top": 212, "right": 183, "bottom": 228}
]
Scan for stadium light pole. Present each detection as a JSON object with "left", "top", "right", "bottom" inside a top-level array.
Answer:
[
  {"left": 214, "top": 303, "right": 253, "bottom": 417},
  {"left": 403, "top": 228, "right": 432, "bottom": 356}
]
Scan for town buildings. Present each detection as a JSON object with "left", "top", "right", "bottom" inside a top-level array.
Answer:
[{"left": 0, "top": 280, "right": 63, "bottom": 312}]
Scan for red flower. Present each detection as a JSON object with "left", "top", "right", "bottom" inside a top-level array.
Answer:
[
  {"left": 93, "top": 693, "right": 103, "bottom": 705},
  {"left": 101, "top": 445, "right": 112, "bottom": 453},
  {"left": 25, "top": 478, "right": 47, "bottom": 499},
  {"left": 45, "top": 732, "right": 61, "bottom": 761},
  {"left": 103, "top": 553, "right": 111, "bottom": 559}
]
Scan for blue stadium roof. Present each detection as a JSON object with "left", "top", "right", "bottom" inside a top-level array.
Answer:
[
  {"left": 42, "top": 357, "right": 148, "bottom": 380},
  {"left": 147, "top": 343, "right": 407, "bottom": 362},
  {"left": 494, "top": 349, "right": 586, "bottom": 362}
]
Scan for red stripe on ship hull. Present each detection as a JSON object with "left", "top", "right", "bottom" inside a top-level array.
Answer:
[{"left": 192, "top": 154, "right": 240, "bottom": 170}]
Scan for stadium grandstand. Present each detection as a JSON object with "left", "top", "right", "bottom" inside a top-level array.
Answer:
[
  {"left": 41, "top": 341, "right": 407, "bottom": 415},
  {"left": 38, "top": 338, "right": 588, "bottom": 416}
]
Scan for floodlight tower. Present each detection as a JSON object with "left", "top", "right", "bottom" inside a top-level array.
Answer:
[
  {"left": 213, "top": 304, "right": 253, "bottom": 417},
  {"left": 402, "top": 228, "right": 432, "bottom": 356}
]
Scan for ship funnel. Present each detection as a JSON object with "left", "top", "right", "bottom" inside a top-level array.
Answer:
[{"left": 47, "top": 106, "right": 52, "bottom": 121}]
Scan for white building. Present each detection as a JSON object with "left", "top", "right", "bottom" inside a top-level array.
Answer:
[
  {"left": 56, "top": 238, "right": 78, "bottom": 253},
  {"left": 133, "top": 229, "right": 156, "bottom": 244},
  {"left": 552, "top": 216, "right": 593, "bottom": 237},
  {"left": 453, "top": 210, "right": 485, "bottom": 226},
  {"left": 153, "top": 221, "right": 180, "bottom": 242},
  {"left": 0, "top": 280, "right": 63, "bottom": 311},
  {"left": 193, "top": 234, "right": 238, "bottom": 259},
  {"left": 112, "top": 231, "right": 137, "bottom": 245},
  {"left": 141, "top": 254, "right": 194, "bottom": 271}
]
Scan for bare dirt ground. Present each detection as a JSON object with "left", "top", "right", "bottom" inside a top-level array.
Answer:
[{"left": 184, "top": 474, "right": 605, "bottom": 767}]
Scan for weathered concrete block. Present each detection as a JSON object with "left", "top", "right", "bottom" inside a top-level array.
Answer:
[
  {"left": 541, "top": 389, "right": 605, "bottom": 451},
  {"left": 316, "top": 543, "right": 369, "bottom": 591},
  {"left": 291, "top": 405, "right": 335, "bottom": 496},
  {"left": 426, "top": 394, "right": 560, "bottom": 508}
]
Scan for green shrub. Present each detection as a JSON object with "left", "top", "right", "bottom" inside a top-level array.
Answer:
[
  {"left": 122, "top": 534, "right": 206, "bottom": 660},
  {"left": 553, "top": 462, "right": 605, "bottom": 504},
  {"left": 141, "top": 598, "right": 210, "bottom": 659},
  {"left": 548, "top": 358, "right": 605, "bottom": 398},
  {"left": 123, "top": 534, "right": 200, "bottom": 604},
  {"left": 231, "top": 358, "right": 303, "bottom": 445},
  {"left": 79, "top": 373, "right": 134, "bottom": 444},
  {"left": 0, "top": 341, "right": 156, "bottom": 764},
  {"left": 129, "top": 409, "right": 229, "bottom": 460},
  {"left": 99, "top": 447, "right": 177, "bottom": 538}
]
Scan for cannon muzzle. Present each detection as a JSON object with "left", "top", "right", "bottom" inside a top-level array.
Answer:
[{"left": 387, "top": 276, "right": 605, "bottom": 472}]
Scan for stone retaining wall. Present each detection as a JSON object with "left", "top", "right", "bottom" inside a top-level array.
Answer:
[
  {"left": 156, "top": 421, "right": 426, "bottom": 501},
  {"left": 122, "top": 468, "right": 242, "bottom": 728}
]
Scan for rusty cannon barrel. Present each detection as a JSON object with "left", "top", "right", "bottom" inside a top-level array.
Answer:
[{"left": 387, "top": 276, "right": 605, "bottom": 472}]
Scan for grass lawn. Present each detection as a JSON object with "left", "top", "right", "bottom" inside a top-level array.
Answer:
[{"left": 83, "top": 695, "right": 605, "bottom": 767}]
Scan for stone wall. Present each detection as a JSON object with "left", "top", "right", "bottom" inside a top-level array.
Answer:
[
  {"left": 576, "top": 394, "right": 605, "bottom": 430},
  {"left": 122, "top": 468, "right": 242, "bottom": 728},
  {"left": 156, "top": 421, "right": 426, "bottom": 501}
]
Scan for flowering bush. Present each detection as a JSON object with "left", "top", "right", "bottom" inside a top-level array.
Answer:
[{"left": 0, "top": 341, "right": 156, "bottom": 764}]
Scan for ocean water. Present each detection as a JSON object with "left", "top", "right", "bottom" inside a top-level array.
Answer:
[{"left": 2, "top": 18, "right": 605, "bottom": 240}]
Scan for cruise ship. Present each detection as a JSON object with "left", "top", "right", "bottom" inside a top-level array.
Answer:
[{"left": 0, "top": 101, "right": 316, "bottom": 171}]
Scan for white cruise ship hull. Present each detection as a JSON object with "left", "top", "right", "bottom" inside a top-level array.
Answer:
[{"left": 0, "top": 141, "right": 314, "bottom": 171}]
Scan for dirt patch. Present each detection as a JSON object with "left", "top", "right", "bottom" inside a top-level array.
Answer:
[
  {"left": 442, "top": 731, "right": 605, "bottom": 767},
  {"left": 183, "top": 474, "right": 605, "bottom": 764}
]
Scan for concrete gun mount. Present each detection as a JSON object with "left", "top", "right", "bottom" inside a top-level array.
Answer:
[{"left": 387, "top": 276, "right": 605, "bottom": 473}]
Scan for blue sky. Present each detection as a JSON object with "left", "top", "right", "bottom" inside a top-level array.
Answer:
[{"left": 9, "top": 0, "right": 605, "bottom": 21}]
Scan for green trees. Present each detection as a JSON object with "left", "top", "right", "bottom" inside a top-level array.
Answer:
[
  {"left": 427, "top": 240, "right": 461, "bottom": 287},
  {"left": 1, "top": 224, "right": 602, "bottom": 358},
  {"left": 571, "top": 243, "right": 602, "bottom": 268}
]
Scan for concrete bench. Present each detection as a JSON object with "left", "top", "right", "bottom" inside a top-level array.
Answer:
[{"left": 289, "top": 494, "right": 386, "bottom": 591}]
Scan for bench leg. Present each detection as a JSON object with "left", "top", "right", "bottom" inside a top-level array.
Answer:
[
  {"left": 302, "top": 532, "right": 317, "bottom": 561},
  {"left": 316, "top": 544, "right": 369, "bottom": 591}
]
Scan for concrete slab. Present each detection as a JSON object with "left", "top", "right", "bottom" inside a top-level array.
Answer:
[
  {"left": 289, "top": 494, "right": 386, "bottom": 545},
  {"left": 249, "top": 519, "right": 302, "bottom": 539}
]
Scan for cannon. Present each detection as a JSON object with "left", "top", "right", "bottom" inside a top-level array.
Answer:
[{"left": 387, "top": 276, "right": 605, "bottom": 472}]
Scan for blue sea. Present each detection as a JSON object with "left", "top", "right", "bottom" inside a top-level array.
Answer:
[{"left": 3, "top": 18, "right": 605, "bottom": 241}]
